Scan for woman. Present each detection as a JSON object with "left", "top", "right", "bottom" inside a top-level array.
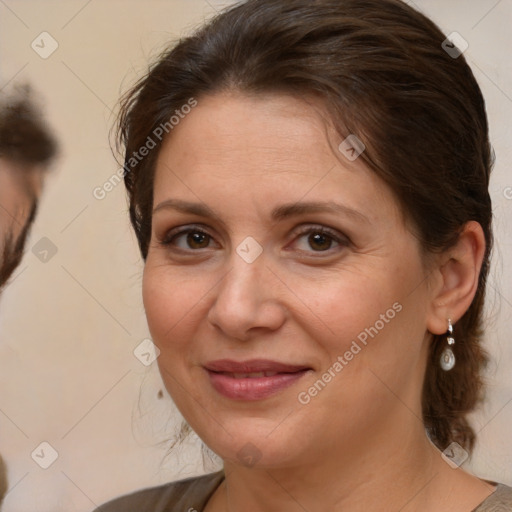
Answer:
[{"left": 97, "top": 0, "right": 512, "bottom": 510}]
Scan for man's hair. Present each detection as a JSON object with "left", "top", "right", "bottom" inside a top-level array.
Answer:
[{"left": 0, "top": 84, "right": 57, "bottom": 166}]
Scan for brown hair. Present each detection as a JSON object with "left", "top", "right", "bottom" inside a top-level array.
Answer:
[
  {"left": 0, "top": 85, "right": 57, "bottom": 167},
  {"left": 117, "top": 0, "right": 493, "bottom": 452}
]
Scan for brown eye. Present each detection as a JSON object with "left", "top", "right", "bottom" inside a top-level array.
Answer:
[
  {"left": 308, "top": 232, "right": 333, "bottom": 251},
  {"left": 187, "top": 232, "right": 210, "bottom": 249},
  {"left": 161, "top": 227, "right": 215, "bottom": 251},
  {"left": 290, "top": 226, "right": 348, "bottom": 255}
]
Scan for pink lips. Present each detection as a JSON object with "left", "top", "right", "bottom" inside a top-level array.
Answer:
[{"left": 204, "top": 359, "right": 311, "bottom": 401}]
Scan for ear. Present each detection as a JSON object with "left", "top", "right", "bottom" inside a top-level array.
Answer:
[{"left": 426, "top": 221, "right": 486, "bottom": 335}]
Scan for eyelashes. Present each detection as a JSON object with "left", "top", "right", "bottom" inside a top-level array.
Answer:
[
  {"left": 161, "top": 226, "right": 215, "bottom": 250},
  {"left": 160, "top": 226, "right": 213, "bottom": 250},
  {"left": 158, "top": 223, "right": 349, "bottom": 256},
  {"left": 292, "top": 226, "right": 348, "bottom": 253}
]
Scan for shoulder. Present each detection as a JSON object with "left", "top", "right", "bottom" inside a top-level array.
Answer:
[
  {"left": 93, "top": 471, "right": 224, "bottom": 512},
  {"left": 473, "top": 484, "right": 512, "bottom": 511}
]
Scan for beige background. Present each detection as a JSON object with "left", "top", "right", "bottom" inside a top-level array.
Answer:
[{"left": 0, "top": 1, "right": 511, "bottom": 510}]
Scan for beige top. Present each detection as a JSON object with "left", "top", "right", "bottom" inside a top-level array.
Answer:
[{"left": 95, "top": 472, "right": 512, "bottom": 511}]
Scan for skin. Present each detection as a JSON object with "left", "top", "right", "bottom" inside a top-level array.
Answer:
[
  {"left": 0, "top": 158, "right": 43, "bottom": 288},
  {"left": 0, "top": 159, "right": 42, "bottom": 240},
  {"left": 143, "top": 92, "right": 493, "bottom": 511}
]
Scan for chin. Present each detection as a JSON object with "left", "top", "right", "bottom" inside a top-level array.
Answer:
[{"left": 193, "top": 415, "right": 307, "bottom": 470}]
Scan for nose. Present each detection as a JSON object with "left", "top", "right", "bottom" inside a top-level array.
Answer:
[{"left": 207, "top": 253, "right": 286, "bottom": 341}]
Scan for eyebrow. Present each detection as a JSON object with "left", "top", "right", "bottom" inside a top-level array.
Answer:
[
  {"left": 152, "top": 199, "right": 370, "bottom": 224},
  {"left": 153, "top": 199, "right": 220, "bottom": 219},
  {"left": 271, "top": 201, "right": 370, "bottom": 224}
]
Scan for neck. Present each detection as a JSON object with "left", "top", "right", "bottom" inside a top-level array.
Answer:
[{"left": 216, "top": 415, "right": 445, "bottom": 512}]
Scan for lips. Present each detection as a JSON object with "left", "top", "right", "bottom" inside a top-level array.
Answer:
[
  {"left": 204, "top": 359, "right": 311, "bottom": 401},
  {"left": 230, "top": 371, "right": 279, "bottom": 378}
]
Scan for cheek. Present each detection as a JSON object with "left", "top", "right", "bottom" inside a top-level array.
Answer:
[
  {"left": 142, "top": 266, "right": 208, "bottom": 403},
  {"left": 294, "top": 263, "right": 423, "bottom": 379},
  {"left": 294, "top": 271, "right": 393, "bottom": 345},
  {"left": 142, "top": 265, "right": 205, "bottom": 351}
]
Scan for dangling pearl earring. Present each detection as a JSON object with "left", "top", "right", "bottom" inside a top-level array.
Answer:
[{"left": 440, "top": 318, "right": 456, "bottom": 371}]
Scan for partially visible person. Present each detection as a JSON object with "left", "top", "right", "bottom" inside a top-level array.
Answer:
[
  {"left": 0, "top": 85, "right": 57, "bottom": 506},
  {"left": 0, "top": 85, "right": 57, "bottom": 290}
]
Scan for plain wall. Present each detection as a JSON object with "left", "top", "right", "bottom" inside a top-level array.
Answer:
[{"left": 0, "top": 1, "right": 511, "bottom": 510}]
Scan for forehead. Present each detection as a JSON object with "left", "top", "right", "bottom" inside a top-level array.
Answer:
[
  {"left": 0, "top": 159, "right": 40, "bottom": 251},
  {"left": 159, "top": 93, "right": 332, "bottom": 169},
  {"left": 153, "top": 92, "right": 402, "bottom": 226},
  {"left": 0, "top": 158, "right": 44, "bottom": 199}
]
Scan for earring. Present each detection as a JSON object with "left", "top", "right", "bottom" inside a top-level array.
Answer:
[{"left": 440, "top": 318, "right": 456, "bottom": 371}]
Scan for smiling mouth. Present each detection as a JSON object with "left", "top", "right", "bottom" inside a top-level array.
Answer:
[
  {"left": 204, "top": 359, "right": 310, "bottom": 373},
  {"left": 204, "top": 360, "right": 311, "bottom": 400}
]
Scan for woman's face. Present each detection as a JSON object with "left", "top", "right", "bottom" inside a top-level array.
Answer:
[{"left": 144, "top": 92, "right": 436, "bottom": 468}]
